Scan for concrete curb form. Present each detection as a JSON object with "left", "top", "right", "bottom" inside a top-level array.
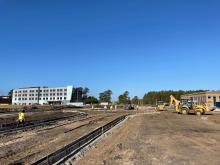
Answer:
[
  {"left": 32, "top": 115, "right": 127, "bottom": 165},
  {"left": 64, "top": 116, "right": 129, "bottom": 165}
]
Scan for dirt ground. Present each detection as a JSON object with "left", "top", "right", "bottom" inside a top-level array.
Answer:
[
  {"left": 0, "top": 111, "right": 128, "bottom": 165},
  {"left": 0, "top": 110, "right": 81, "bottom": 125},
  {"left": 76, "top": 110, "right": 220, "bottom": 165}
]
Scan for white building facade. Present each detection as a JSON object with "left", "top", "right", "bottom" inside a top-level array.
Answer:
[{"left": 12, "top": 86, "right": 73, "bottom": 105}]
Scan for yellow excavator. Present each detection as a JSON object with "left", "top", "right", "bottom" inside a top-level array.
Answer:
[{"left": 169, "top": 95, "right": 209, "bottom": 115}]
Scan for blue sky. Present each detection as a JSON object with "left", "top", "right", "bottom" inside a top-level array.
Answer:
[{"left": 0, "top": 0, "right": 220, "bottom": 99}]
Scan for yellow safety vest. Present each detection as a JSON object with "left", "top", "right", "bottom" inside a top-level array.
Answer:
[{"left": 18, "top": 112, "right": 25, "bottom": 122}]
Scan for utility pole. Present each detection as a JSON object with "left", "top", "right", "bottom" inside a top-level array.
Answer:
[{"left": 77, "top": 89, "right": 78, "bottom": 102}]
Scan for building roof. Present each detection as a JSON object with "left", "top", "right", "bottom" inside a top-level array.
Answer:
[
  {"left": 0, "top": 96, "right": 9, "bottom": 99},
  {"left": 181, "top": 90, "right": 220, "bottom": 97},
  {"left": 17, "top": 86, "right": 40, "bottom": 89}
]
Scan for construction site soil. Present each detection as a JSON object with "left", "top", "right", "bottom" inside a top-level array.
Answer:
[
  {"left": 76, "top": 110, "right": 220, "bottom": 165},
  {"left": 0, "top": 110, "right": 78, "bottom": 125},
  {"left": 1, "top": 108, "right": 220, "bottom": 165},
  {"left": 0, "top": 110, "right": 130, "bottom": 164}
]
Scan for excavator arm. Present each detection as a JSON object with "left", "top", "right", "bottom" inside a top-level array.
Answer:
[{"left": 169, "top": 95, "right": 181, "bottom": 113}]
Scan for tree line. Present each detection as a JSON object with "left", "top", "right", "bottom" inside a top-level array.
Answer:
[
  {"left": 83, "top": 89, "right": 141, "bottom": 105},
  {"left": 6, "top": 88, "right": 207, "bottom": 105},
  {"left": 143, "top": 90, "right": 206, "bottom": 105}
]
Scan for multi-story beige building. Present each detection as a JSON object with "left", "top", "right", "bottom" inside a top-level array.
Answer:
[{"left": 181, "top": 91, "right": 220, "bottom": 108}]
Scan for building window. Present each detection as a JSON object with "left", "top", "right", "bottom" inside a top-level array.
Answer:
[
  {"left": 53, "top": 97, "right": 55, "bottom": 100},
  {"left": 60, "top": 97, "right": 62, "bottom": 100},
  {"left": 64, "top": 89, "right": 67, "bottom": 91},
  {"left": 57, "top": 89, "right": 60, "bottom": 92},
  {"left": 64, "top": 93, "right": 67, "bottom": 96},
  {"left": 60, "top": 89, "right": 63, "bottom": 92},
  {"left": 57, "top": 93, "right": 59, "bottom": 96},
  {"left": 57, "top": 97, "right": 59, "bottom": 100},
  {"left": 50, "top": 97, "right": 52, "bottom": 100},
  {"left": 15, "top": 98, "right": 17, "bottom": 100},
  {"left": 64, "top": 97, "right": 66, "bottom": 100},
  {"left": 208, "top": 96, "right": 212, "bottom": 99},
  {"left": 35, "top": 98, "right": 38, "bottom": 100},
  {"left": 43, "top": 98, "right": 45, "bottom": 100},
  {"left": 53, "top": 93, "right": 55, "bottom": 96},
  {"left": 39, "top": 98, "right": 41, "bottom": 100},
  {"left": 32, "top": 98, "right": 34, "bottom": 100},
  {"left": 46, "top": 98, "right": 48, "bottom": 100}
]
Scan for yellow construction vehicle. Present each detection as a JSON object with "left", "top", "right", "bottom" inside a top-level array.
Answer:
[
  {"left": 156, "top": 101, "right": 169, "bottom": 111},
  {"left": 169, "top": 95, "right": 209, "bottom": 115},
  {"left": 156, "top": 101, "right": 165, "bottom": 111},
  {"left": 169, "top": 95, "right": 181, "bottom": 113}
]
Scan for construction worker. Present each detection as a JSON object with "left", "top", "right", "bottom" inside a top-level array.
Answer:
[{"left": 18, "top": 110, "right": 25, "bottom": 126}]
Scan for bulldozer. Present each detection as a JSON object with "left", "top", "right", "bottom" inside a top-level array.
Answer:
[{"left": 169, "top": 95, "right": 209, "bottom": 115}]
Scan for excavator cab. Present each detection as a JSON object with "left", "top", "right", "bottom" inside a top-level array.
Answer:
[{"left": 181, "top": 98, "right": 193, "bottom": 109}]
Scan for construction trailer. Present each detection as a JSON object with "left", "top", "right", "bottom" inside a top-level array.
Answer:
[
  {"left": 0, "top": 96, "right": 10, "bottom": 105},
  {"left": 181, "top": 91, "right": 220, "bottom": 109}
]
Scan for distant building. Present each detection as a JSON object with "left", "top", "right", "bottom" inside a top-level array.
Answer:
[
  {"left": 12, "top": 86, "right": 74, "bottom": 105},
  {"left": 0, "top": 96, "right": 10, "bottom": 105},
  {"left": 181, "top": 91, "right": 220, "bottom": 108},
  {"left": 100, "top": 102, "right": 109, "bottom": 106}
]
